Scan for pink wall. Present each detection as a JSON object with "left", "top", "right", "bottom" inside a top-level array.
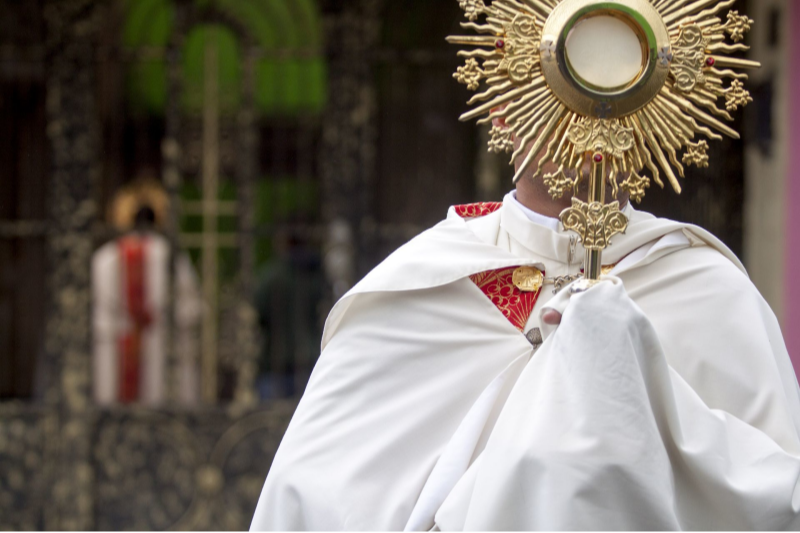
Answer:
[{"left": 786, "top": 1, "right": 800, "bottom": 366}]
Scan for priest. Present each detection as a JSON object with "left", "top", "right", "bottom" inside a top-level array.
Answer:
[
  {"left": 92, "top": 178, "right": 203, "bottom": 408},
  {"left": 251, "top": 119, "right": 800, "bottom": 529}
]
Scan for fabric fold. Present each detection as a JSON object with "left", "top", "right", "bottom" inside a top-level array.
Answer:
[
  {"left": 435, "top": 281, "right": 800, "bottom": 531},
  {"left": 404, "top": 353, "right": 532, "bottom": 531},
  {"left": 251, "top": 201, "right": 800, "bottom": 531}
]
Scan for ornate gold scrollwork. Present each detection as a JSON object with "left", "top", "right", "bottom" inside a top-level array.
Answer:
[
  {"left": 499, "top": 14, "right": 542, "bottom": 85},
  {"left": 567, "top": 118, "right": 635, "bottom": 159},
  {"left": 450, "top": 0, "right": 759, "bottom": 202},
  {"left": 670, "top": 24, "right": 710, "bottom": 93},
  {"left": 560, "top": 198, "right": 629, "bottom": 251}
]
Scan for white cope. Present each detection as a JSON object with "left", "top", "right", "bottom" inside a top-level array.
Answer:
[{"left": 251, "top": 192, "right": 800, "bottom": 531}]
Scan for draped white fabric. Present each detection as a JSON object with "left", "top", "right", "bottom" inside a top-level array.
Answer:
[{"left": 251, "top": 195, "right": 800, "bottom": 531}]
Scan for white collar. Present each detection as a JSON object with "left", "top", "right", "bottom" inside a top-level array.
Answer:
[
  {"left": 508, "top": 191, "right": 562, "bottom": 231},
  {"left": 508, "top": 190, "right": 634, "bottom": 230},
  {"left": 500, "top": 191, "right": 637, "bottom": 263}
]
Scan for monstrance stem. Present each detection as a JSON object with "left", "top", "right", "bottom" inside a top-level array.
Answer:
[{"left": 584, "top": 153, "right": 606, "bottom": 281}]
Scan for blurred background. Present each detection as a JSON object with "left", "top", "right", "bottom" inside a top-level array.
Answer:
[{"left": 0, "top": 0, "right": 796, "bottom": 529}]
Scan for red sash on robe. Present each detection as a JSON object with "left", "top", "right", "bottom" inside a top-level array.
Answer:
[{"left": 118, "top": 236, "right": 152, "bottom": 403}]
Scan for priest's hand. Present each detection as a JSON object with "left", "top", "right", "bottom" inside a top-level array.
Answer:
[{"left": 541, "top": 309, "right": 562, "bottom": 325}]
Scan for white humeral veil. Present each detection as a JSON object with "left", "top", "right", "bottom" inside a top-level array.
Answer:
[{"left": 251, "top": 197, "right": 800, "bottom": 531}]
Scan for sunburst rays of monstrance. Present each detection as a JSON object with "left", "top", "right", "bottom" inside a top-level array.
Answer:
[{"left": 448, "top": 0, "right": 757, "bottom": 285}]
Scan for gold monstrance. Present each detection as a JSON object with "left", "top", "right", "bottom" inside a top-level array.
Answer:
[{"left": 449, "top": 0, "right": 757, "bottom": 286}]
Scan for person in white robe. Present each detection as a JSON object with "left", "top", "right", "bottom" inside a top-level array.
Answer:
[
  {"left": 251, "top": 137, "right": 800, "bottom": 529},
  {"left": 92, "top": 190, "right": 202, "bottom": 408}
]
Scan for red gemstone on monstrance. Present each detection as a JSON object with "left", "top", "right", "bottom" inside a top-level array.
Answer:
[
  {"left": 593, "top": 153, "right": 604, "bottom": 163},
  {"left": 706, "top": 57, "right": 716, "bottom": 67},
  {"left": 496, "top": 40, "right": 505, "bottom": 49}
]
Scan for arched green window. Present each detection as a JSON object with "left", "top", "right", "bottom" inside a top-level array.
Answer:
[{"left": 122, "top": 0, "right": 327, "bottom": 117}]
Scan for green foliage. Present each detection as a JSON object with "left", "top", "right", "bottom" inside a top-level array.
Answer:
[
  {"left": 123, "top": 0, "right": 327, "bottom": 117},
  {"left": 123, "top": 0, "right": 173, "bottom": 48},
  {"left": 123, "top": 0, "right": 174, "bottom": 113}
]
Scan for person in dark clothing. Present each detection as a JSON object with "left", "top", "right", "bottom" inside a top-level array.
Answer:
[{"left": 254, "top": 230, "right": 324, "bottom": 399}]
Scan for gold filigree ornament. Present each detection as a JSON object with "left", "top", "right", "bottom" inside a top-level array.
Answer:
[
  {"left": 620, "top": 171, "right": 651, "bottom": 203},
  {"left": 682, "top": 140, "right": 709, "bottom": 168},
  {"left": 561, "top": 198, "right": 629, "bottom": 251},
  {"left": 725, "top": 79, "right": 754, "bottom": 112},
  {"left": 489, "top": 125, "right": 515, "bottom": 153},
  {"left": 670, "top": 24, "right": 710, "bottom": 93},
  {"left": 567, "top": 118, "right": 635, "bottom": 159},
  {"left": 459, "top": 0, "right": 489, "bottom": 22},
  {"left": 543, "top": 167, "right": 576, "bottom": 199},
  {"left": 454, "top": 58, "right": 485, "bottom": 91},
  {"left": 449, "top": 0, "right": 758, "bottom": 281},
  {"left": 723, "top": 10, "right": 754, "bottom": 43}
]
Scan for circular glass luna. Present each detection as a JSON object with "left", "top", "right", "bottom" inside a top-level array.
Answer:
[
  {"left": 540, "top": 0, "right": 671, "bottom": 119},
  {"left": 565, "top": 15, "right": 645, "bottom": 91}
]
